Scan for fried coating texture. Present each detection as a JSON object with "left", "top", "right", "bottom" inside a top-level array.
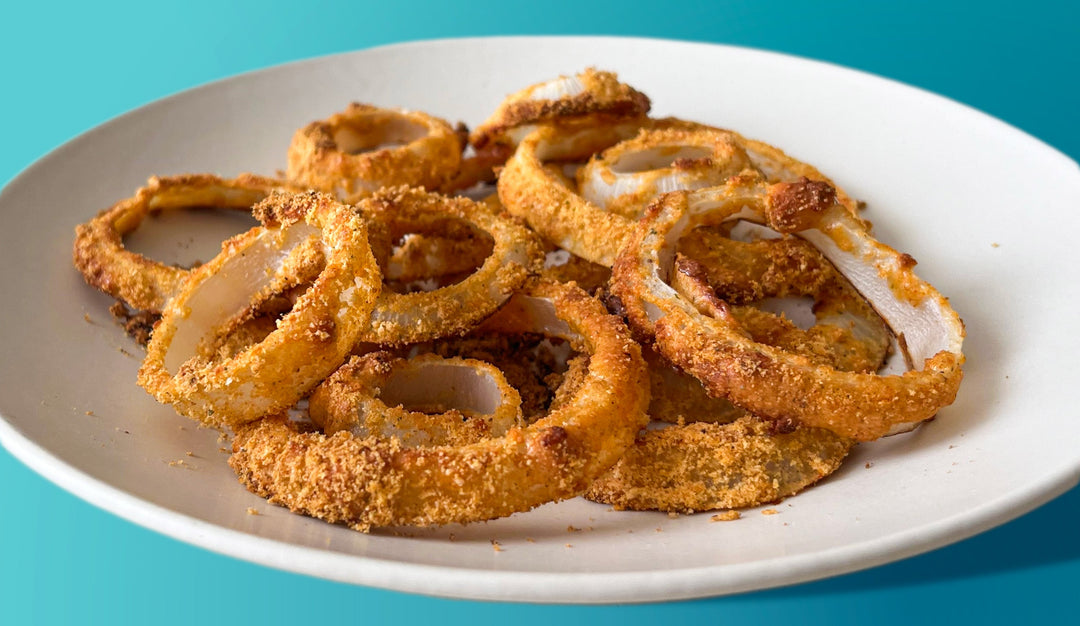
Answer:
[
  {"left": 73, "top": 173, "right": 299, "bottom": 312},
  {"left": 357, "top": 186, "right": 544, "bottom": 345},
  {"left": 229, "top": 280, "right": 649, "bottom": 531},
  {"left": 287, "top": 103, "right": 463, "bottom": 203}
]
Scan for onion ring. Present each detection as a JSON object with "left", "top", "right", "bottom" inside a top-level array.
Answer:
[
  {"left": 72, "top": 173, "right": 298, "bottom": 312},
  {"left": 588, "top": 235, "right": 894, "bottom": 512},
  {"left": 228, "top": 279, "right": 650, "bottom": 531},
  {"left": 470, "top": 68, "right": 651, "bottom": 152},
  {"left": 611, "top": 173, "right": 965, "bottom": 441},
  {"left": 584, "top": 416, "right": 853, "bottom": 513},
  {"left": 674, "top": 231, "right": 891, "bottom": 373},
  {"left": 286, "top": 103, "right": 463, "bottom": 203},
  {"left": 309, "top": 351, "right": 524, "bottom": 447},
  {"left": 498, "top": 116, "right": 663, "bottom": 266},
  {"left": 137, "top": 191, "right": 381, "bottom": 430},
  {"left": 357, "top": 186, "right": 543, "bottom": 345},
  {"left": 577, "top": 126, "right": 753, "bottom": 219},
  {"left": 500, "top": 116, "right": 865, "bottom": 266}
]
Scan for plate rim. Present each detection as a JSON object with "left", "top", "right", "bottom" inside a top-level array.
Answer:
[{"left": 3, "top": 34, "right": 1080, "bottom": 604}]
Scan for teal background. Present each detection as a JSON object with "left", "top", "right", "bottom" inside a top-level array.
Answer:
[{"left": 2, "top": 0, "right": 1078, "bottom": 623}]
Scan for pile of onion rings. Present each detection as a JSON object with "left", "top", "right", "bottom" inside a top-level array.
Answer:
[{"left": 72, "top": 67, "right": 965, "bottom": 533}]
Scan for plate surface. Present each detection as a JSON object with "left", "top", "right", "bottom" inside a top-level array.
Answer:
[{"left": 1, "top": 36, "right": 1079, "bottom": 604}]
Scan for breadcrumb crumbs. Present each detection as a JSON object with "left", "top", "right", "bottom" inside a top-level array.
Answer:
[
  {"left": 246, "top": 507, "right": 260, "bottom": 516},
  {"left": 491, "top": 540, "right": 503, "bottom": 552},
  {"left": 761, "top": 509, "right": 778, "bottom": 516},
  {"left": 710, "top": 511, "right": 741, "bottom": 522}
]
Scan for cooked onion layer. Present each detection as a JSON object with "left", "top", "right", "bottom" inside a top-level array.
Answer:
[
  {"left": 73, "top": 173, "right": 297, "bottom": 312},
  {"left": 611, "top": 173, "right": 965, "bottom": 441},
  {"left": 137, "top": 191, "right": 381, "bottom": 430},
  {"left": 358, "top": 186, "right": 543, "bottom": 345},
  {"left": 309, "top": 352, "right": 524, "bottom": 447},
  {"left": 228, "top": 279, "right": 650, "bottom": 531},
  {"left": 577, "top": 126, "right": 752, "bottom": 219},
  {"left": 287, "top": 103, "right": 462, "bottom": 203}
]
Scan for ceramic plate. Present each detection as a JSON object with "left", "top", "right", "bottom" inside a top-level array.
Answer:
[{"left": 2, "top": 36, "right": 1079, "bottom": 604}]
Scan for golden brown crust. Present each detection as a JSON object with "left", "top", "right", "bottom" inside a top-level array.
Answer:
[
  {"left": 72, "top": 173, "right": 300, "bottom": 312},
  {"left": 500, "top": 117, "right": 862, "bottom": 267},
  {"left": 308, "top": 352, "right": 524, "bottom": 447},
  {"left": 611, "top": 177, "right": 966, "bottom": 442},
  {"left": 588, "top": 234, "right": 884, "bottom": 512},
  {"left": 577, "top": 126, "right": 753, "bottom": 220},
  {"left": 584, "top": 416, "right": 852, "bottom": 513},
  {"left": 137, "top": 191, "right": 382, "bottom": 430},
  {"left": 228, "top": 279, "right": 650, "bottom": 531},
  {"left": 766, "top": 178, "right": 838, "bottom": 233},
  {"left": 498, "top": 117, "right": 665, "bottom": 266},
  {"left": 286, "top": 103, "right": 463, "bottom": 203},
  {"left": 357, "top": 186, "right": 544, "bottom": 345},
  {"left": 471, "top": 69, "right": 651, "bottom": 151}
]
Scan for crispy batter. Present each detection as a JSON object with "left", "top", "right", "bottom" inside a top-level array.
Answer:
[
  {"left": 229, "top": 280, "right": 650, "bottom": 531},
  {"left": 309, "top": 352, "right": 524, "bottom": 447},
  {"left": 612, "top": 175, "right": 965, "bottom": 441},
  {"left": 587, "top": 236, "right": 884, "bottom": 512},
  {"left": 471, "top": 68, "right": 651, "bottom": 151},
  {"left": 500, "top": 117, "right": 861, "bottom": 267},
  {"left": 585, "top": 416, "right": 851, "bottom": 513},
  {"left": 108, "top": 301, "right": 159, "bottom": 347},
  {"left": 137, "top": 191, "right": 382, "bottom": 430},
  {"left": 357, "top": 186, "right": 544, "bottom": 345},
  {"left": 73, "top": 173, "right": 299, "bottom": 312},
  {"left": 577, "top": 126, "right": 753, "bottom": 219},
  {"left": 287, "top": 103, "right": 463, "bottom": 203}
]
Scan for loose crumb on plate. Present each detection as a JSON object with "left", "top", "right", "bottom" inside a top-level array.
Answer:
[
  {"left": 246, "top": 507, "right": 260, "bottom": 516},
  {"left": 710, "top": 510, "right": 741, "bottom": 522},
  {"left": 761, "top": 509, "right": 779, "bottom": 516}
]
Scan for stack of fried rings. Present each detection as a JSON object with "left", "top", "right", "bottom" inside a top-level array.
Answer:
[{"left": 72, "top": 68, "right": 965, "bottom": 531}]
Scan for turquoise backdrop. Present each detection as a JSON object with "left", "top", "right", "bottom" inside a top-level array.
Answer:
[{"left": 2, "top": 1, "right": 1077, "bottom": 623}]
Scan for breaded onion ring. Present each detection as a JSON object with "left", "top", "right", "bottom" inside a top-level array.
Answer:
[
  {"left": 499, "top": 117, "right": 660, "bottom": 266},
  {"left": 309, "top": 352, "right": 524, "bottom": 447},
  {"left": 228, "top": 279, "right": 650, "bottom": 531},
  {"left": 470, "top": 68, "right": 651, "bottom": 152},
  {"left": 137, "top": 191, "right": 381, "bottom": 430},
  {"left": 287, "top": 103, "right": 462, "bottom": 202},
  {"left": 674, "top": 232, "right": 890, "bottom": 374},
  {"left": 577, "top": 126, "right": 752, "bottom": 219},
  {"left": 72, "top": 173, "right": 298, "bottom": 312},
  {"left": 500, "top": 116, "right": 864, "bottom": 266},
  {"left": 358, "top": 186, "right": 543, "bottom": 345},
  {"left": 611, "top": 173, "right": 965, "bottom": 441},
  {"left": 584, "top": 416, "right": 853, "bottom": 513},
  {"left": 588, "top": 238, "right": 893, "bottom": 512}
]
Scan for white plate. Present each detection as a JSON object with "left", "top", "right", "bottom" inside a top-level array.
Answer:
[{"left": 2, "top": 36, "right": 1079, "bottom": 604}]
